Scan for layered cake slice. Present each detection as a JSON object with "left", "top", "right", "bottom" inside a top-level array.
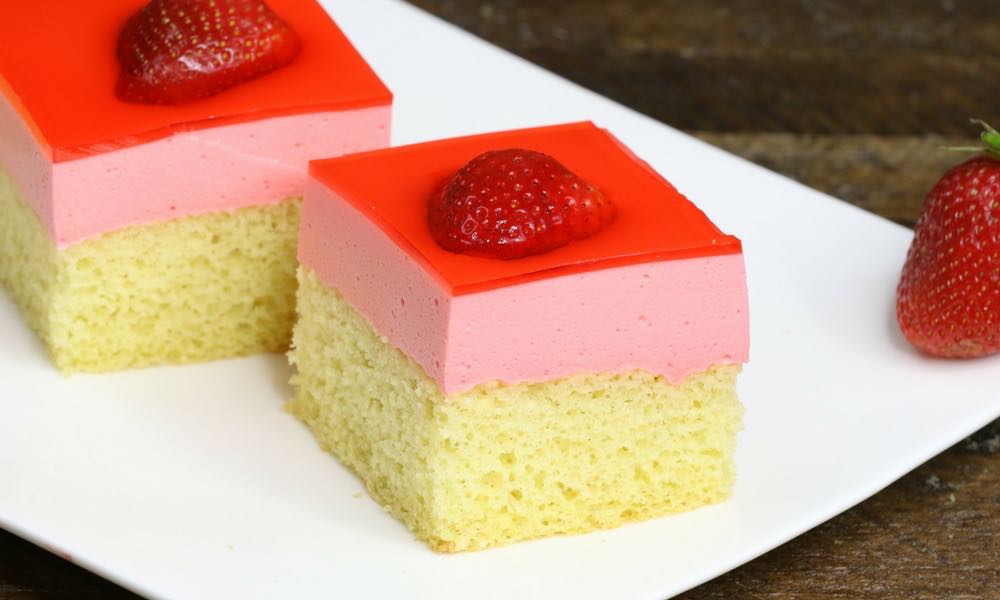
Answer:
[
  {"left": 290, "top": 122, "right": 749, "bottom": 552},
  {"left": 0, "top": 0, "right": 391, "bottom": 371}
]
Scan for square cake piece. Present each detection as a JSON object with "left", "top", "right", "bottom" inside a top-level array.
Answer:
[
  {"left": 0, "top": 0, "right": 391, "bottom": 371},
  {"left": 290, "top": 122, "right": 750, "bottom": 552}
]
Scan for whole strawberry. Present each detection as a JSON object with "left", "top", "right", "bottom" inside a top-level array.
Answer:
[
  {"left": 116, "top": 0, "right": 301, "bottom": 104},
  {"left": 896, "top": 121, "right": 1000, "bottom": 357},
  {"left": 428, "top": 149, "right": 617, "bottom": 259}
]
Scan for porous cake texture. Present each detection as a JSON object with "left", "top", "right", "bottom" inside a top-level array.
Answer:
[
  {"left": 289, "top": 267, "right": 744, "bottom": 552},
  {"left": 0, "top": 169, "right": 300, "bottom": 372}
]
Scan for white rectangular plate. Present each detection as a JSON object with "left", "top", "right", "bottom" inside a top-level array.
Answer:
[{"left": 2, "top": 1, "right": 998, "bottom": 599}]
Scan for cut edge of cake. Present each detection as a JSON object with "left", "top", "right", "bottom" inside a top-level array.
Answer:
[
  {"left": 0, "top": 167, "right": 302, "bottom": 371},
  {"left": 288, "top": 266, "right": 744, "bottom": 552}
]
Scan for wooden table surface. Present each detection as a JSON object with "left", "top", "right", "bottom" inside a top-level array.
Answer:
[{"left": 2, "top": 1, "right": 998, "bottom": 598}]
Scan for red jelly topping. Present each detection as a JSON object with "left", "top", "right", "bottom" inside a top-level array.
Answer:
[
  {"left": 0, "top": 0, "right": 390, "bottom": 161},
  {"left": 309, "top": 122, "right": 741, "bottom": 295}
]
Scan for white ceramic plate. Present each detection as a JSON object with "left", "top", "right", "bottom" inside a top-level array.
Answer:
[{"left": 2, "top": 1, "right": 998, "bottom": 599}]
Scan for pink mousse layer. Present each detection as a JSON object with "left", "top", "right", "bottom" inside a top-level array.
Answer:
[
  {"left": 0, "top": 92, "right": 390, "bottom": 248},
  {"left": 299, "top": 178, "right": 750, "bottom": 396}
]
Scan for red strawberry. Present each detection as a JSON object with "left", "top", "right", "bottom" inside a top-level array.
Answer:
[
  {"left": 116, "top": 0, "right": 301, "bottom": 104},
  {"left": 896, "top": 121, "right": 1000, "bottom": 358},
  {"left": 428, "top": 149, "right": 617, "bottom": 259}
]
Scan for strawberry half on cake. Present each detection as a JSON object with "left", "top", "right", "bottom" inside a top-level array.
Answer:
[
  {"left": 0, "top": 0, "right": 391, "bottom": 372},
  {"left": 289, "top": 122, "right": 750, "bottom": 552}
]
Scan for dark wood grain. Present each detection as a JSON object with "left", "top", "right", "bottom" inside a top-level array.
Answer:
[
  {"left": 409, "top": 0, "right": 1000, "bottom": 135},
  {"left": 0, "top": 529, "right": 141, "bottom": 600},
  {"left": 2, "top": 1, "right": 998, "bottom": 598}
]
